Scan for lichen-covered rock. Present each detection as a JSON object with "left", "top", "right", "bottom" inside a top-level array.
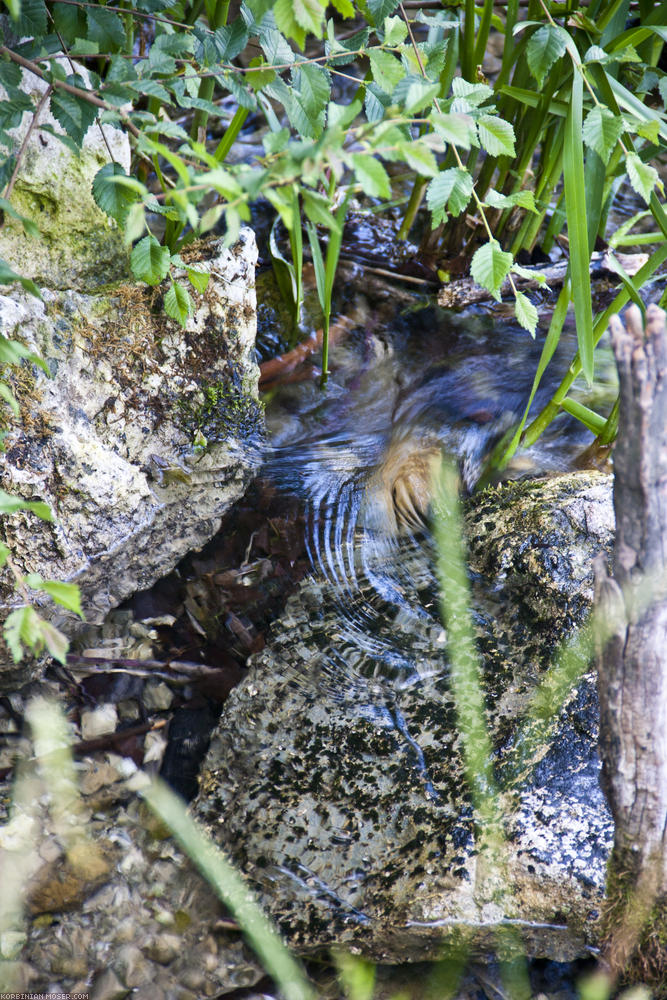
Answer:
[
  {"left": 0, "top": 61, "right": 131, "bottom": 292},
  {"left": 0, "top": 232, "right": 263, "bottom": 687},
  {"left": 194, "top": 470, "right": 615, "bottom": 964}
]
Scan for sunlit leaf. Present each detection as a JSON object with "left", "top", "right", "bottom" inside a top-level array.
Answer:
[
  {"left": 0, "top": 489, "right": 53, "bottom": 520},
  {"left": 368, "top": 50, "right": 404, "bottom": 94},
  {"left": 426, "top": 168, "right": 473, "bottom": 224},
  {"left": 92, "top": 163, "right": 142, "bottom": 226},
  {"left": 39, "top": 580, "right": 84, "bottom": 617},
  {"left": 477, "top": 115, "right": 515, "bottom": 157},
  {"left": 130, "top": 235, "right": 171, "bottom": 286},
  {"left": 625, "top": 152, "right": 660, "bottom": 205},
  {"left": 470, "top": 240, "right": 513, "bottom": 301},
  {"left": 164, "top": 281, "right": 194, "bottom": 326},
  {"left": 514, "top": 291, "right": 538, "bottom": 336},
  {"left": 582, "top": 107, "right": 624, "bottom": 163},
  {"left": 186, "top": 268, "right": 210, "bottom": 294},
  {"left": 351, "top": 153, "right": 391, "bottom": 199},
  {"left": 485, "top": 189, "right": 536, "bottom": 212},
  {"left": 526, "top": 24, "right": 567, "bottom": 88}
]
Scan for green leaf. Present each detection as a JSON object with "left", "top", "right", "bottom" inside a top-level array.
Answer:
[
  {"left": 305, "top": 221, "right": 327, "bottom": 314},
  {"left": 186, "top": 268, "right": 210, "bottom": 294},
  {"left": 426, "top": 168, "right": 473, "bottom": 224},
  {"left": 0, "top": 335, "right": 48, "bottom": 374},
  {"left": 0, "top": 541, "right": 9, "bottom": 568},
  {"left": 367, "top": 0, "right": 399, "bottom": 27},
  {"left": 302, "top": 189, "right": 340, "bottom": 232},
  {"left": 383, "top": 15, "right": 408, "bottom": 45},
  {"left": 351, "top": 153, "right": 391, "bottom": 199},
  {"left": 86, "top": 6, "right": 127, "bottom": 50},
  {"left": 331, "top": 0, "right": 355, "bottom": 15},
  {"left": 39, "top": 619, "right": 70, "bottom": 664},
  {"left": 563, "top": 70, "right": 594, "bottom": 385},
  {"left": 526, "top": 24, "right": 567, "bottom": 88},
  {"left": 368, "top": 49, "right": 404, "bottom": 94},
  {"left": 470, "top": 240, "right": 513, "bottom": 301},
  {"left": 92, "top": 163, "right": 142, "bottom": 226},
  {"left": 514, "top": 291, "right": 538, "bottom": 336},
  {"left": 560, "top": 397, "right": 607, "bottom": 435},
  {"left": 262, "top": 126, "right": 290, "bottom": 154},
  {"left": 402, "top": 79, "right": 440, "bottom": 114},
  {"left": 477, "top": 115, "right": 515, "bottom": 157},
  {"left": 164, "top": 281, "right": 194, "bottom": 326},
  {"left": 38, "top": 580, "right": 83, "bottom": 617},
  {"left": 484, "top": 189, "right": 536, "bottom": 212},
  {"left": 451, "top": 77, "right": 493, "bottom": 107},
  {"left": 626, "top": 152, "right": 659, "bottom": 205},
  {"left": 50, "top": 76, "right": 98, "bottom": 146},
  {"left": 429, "top": 111, "right": 474, "bottom": 149},
  {"left": 130, "top": 235, "right": 171, "bottom": 286},
  {"left": 0, "top": 489, "right": 53, "bottom": 520},
  {"left": 398, "top": 142, "right": 438, "bottom": 178},
  {"left": 294, "top": 63, "right": 330, "bottom": 125},
  {"left": 0, "top": 382, "right": 20, "bottom": 416},
  {"left": 582, "top": 107, "right": 624, "bottom": 163},
  {"left": 274, "top": 0, "right": 325, "bottom": 47},
  {"left": 0, "top": 258, "right": 42, "bottom": 297},
  {"left": 4, "top": 606, "right": 42, "bottom": 663},
  {"left": 635, "top": 119, "right": 660, "bottom": 145},
  {"left": 13, "top": 0, "right": 47, "bottom": 37},
  {"left": 52, "top": 1, "right": 87, "bottom": 40}
]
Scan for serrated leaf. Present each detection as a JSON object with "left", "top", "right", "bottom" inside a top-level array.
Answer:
[
  {"left": 636, "top": 119, "right": 660, "bottom": 144},
  {"left": 582, "top": 106, "right": 624, "bottom": 163},
  {"left": 13, "top": 0, "right": 47, "bottom": 37},
  {"left": 274, "top": 0, "right": 324, "bottom": 47},
  {"left": 50, "top": 76, "right": 98, "bottom": 145},
  {"left": 367, "top": 0, "right": 399, "bottom": 27},
  {"left": 626, "top": 151, "right": 659, "bottom": 204},
  {"left": 39, "top": 619, "right": 70, "bottom": 664},
  {"left": 164, "top": 281, "right": 193, "bottom": 326},
  {"left": 398, "top": 142, "right": 438, "bottom": 177},
  {"left": 383, "top": 15, "right": 408, "bottom": 45},
  {"left": 364, "top": 84, "right": 390, "bottom": 123},
  {"left": 485, "top": 189, "right": 536, "bottom": 212},
  {"left": 451, "top": 77, "right": 493, "bottom": 106},
  {"left": 186, "top": 268, "right": 210, "bottom": 293},
  {"left": 263, "top": 126, "right": 290, "bottom": 154},
  {"left": 526, "top": 24, "right": 567, "bottom": 88},
  {"left": 130, "top": 235, "right": 171, "bottom": 286},
  {"left": 215, "top": 19, "right": 250, "bottom": 60},
  {"left": 369, "top": 49, "right": 404, "bottom": 94},
  {"left": 426, "top": 168, "right": 473, "bottom": 224},
  {"left": 39, "top": 580, "right": 83, "bottom": 617},
  {"left": 4, "top": 606, "right": 41, "bottom": 663},
  {"left": 86, "top": 6, "right": 126, "bottom": 50},
  {"left": 470, "top": 240, "right": 513, "bottom": 301},
  {"left": 260, "top": 26, "right": 296, "bottom": 65},
  {"left": 92, "top": 162, "right": 141, "bottom": 226},
  {"left": 403, "top": 79, "right": 440, "bottom": 113},
  {"left": 429, "top": 111, "right": 474, "bottom": 149},
  {"left": 0, "top": 489, "right": 53, "bottom": 520},
  {"left": 52, "top": 1, "right": 86, "bottom": 40},
  {"left": 511, "top": 262, "right": 547, "bottom": 285},
  {"left": 352, "top": 153, "right": 391, "bottom": 199},
  {"left": 477, "top": 115, "right": 515, "bottom": 157},
  {"left": 294, "top": 62, "right": 330, "bottom": 120},
  {"left": 514, "top": 291, "right": 538, "bottom": 336}
]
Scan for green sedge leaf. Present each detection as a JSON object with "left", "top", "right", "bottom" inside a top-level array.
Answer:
[
  {"left": 526, "top": 24, "right": 567, "bottom": 88},
  {"left": 38, "top": 580, "right": 84, "bottom": 617},
  {"left": 564, "top": 70, "right": 594, "bottom": 385},
  {"left": 560, "top": 397, "right": 607, "bottom": 435},
  {"left": 130, "top": 235, "right": 171, "bottom": 286},
  {"left": 352, "top": 153, "right": 391, "bottom": 199},
  {"left": 626, "top": 152, "right": 660, "bottom": 205},
  {"left": 582, "top": 107, "right": 624, "bottom": 163},
  {"left": 0, "top": 489, "right": 53, "bottom": 520},
  {"left": 305, "top": 221, "right": 327, "bottom": 314},
  {"left": 369, "top": 49, "right": 405, "bottom": 94},
  {"left": 92, "top": 163, "right": 142, "bottom": 226},
  {"left": 426, "top": 168, "right": 473, "bottom": 224},
  {"left": 470, "top": 240, "right": 513, "bottom": 301},
  {"left": 514, "top": 291, "right": 538, "bottom": 336},
  {"left": 164, "top": 281, "right": 194, "bottom": 326},
  {"left": 186, "top": 268, "right": 210, "bottom": 294},
  {"left": 477, "top": 115, "right": 515, "bottom": 157}
]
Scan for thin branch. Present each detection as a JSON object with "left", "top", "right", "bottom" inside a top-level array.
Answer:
[{"left": 2, "top": 84, "right": 52, "bottom": 200}]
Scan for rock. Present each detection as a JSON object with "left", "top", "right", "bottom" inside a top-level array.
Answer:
[
  {"left": 193, "top": 471, "right": 615, "bottom": 964},
  {"left": 0, "top": 60, "right": 131, "bottom": 292},
  {"left": 0, "top": 231, "right": 263, "bottom": 687}
]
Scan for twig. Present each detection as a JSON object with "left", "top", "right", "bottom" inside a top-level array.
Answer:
[
  {"left": 2, "top": 84, "right": 52, "bottom": 201},
  {"left": 66, "top": 652, "right": 223, "bottom": 684}
]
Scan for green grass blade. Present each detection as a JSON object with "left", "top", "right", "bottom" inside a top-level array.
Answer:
[
  {"left": 213, "top": 106, "right": 250, "bottom": 163},
  {"left": 142, "top": 779, "right": 315, "bottom": 1000},
  {"left": 563, "top": 69, "right": 594, "bottom": 385},
  {"left": 305, "top": 221, "right": 326, "bottom": 314},
  {"left": 559, "top": 398, "right": 607, "bottom": 435}
]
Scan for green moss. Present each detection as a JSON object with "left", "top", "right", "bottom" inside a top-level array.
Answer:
[{"left": 176, "top": 375, "right": 264, "bottom": 444}]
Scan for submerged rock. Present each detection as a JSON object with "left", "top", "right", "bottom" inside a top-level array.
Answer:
[
  {"left": 0, "top": 231, "right": 263, "bottom": 686},
  {"left": 194, "top": 470, "right": 615, "bottom": 964}
]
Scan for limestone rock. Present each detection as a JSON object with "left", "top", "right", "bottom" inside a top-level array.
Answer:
[
  {"left": 0, "top": 231, "right": 263, "bottom": 687},
  {"left": 194, "top": 471, "right": 615, "bottom": 964},
  {"left": 0, "top": 60, "right": 131, "bottom": 292}
]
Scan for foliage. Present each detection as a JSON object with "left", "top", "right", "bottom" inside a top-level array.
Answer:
[{"left": 1, "top": 0, "right": 665, "bottom": 441}]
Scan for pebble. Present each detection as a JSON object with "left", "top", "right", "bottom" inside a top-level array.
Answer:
[{"left": 81, "top": 704, "right": 118, "bottom": 740}]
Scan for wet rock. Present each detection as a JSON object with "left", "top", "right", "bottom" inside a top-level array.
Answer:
[
  {"left": 194, "top": 471, "right": 615, "bottom": 964},
  {"left": 0, "top": 231, "right": 263, "bottom": 687},
  {"left": 0, "top": 59, "right": 131, "bottom": 292}
]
